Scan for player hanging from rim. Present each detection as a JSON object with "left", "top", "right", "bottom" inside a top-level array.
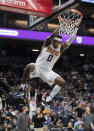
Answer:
[{"left": 21, "top": 16, "right": 82, "bottom": 106}]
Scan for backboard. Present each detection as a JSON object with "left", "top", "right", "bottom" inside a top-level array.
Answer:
[
  {"left": 27, "top": 0, "right": 81, "bottom": 30},
  {"left": 0, "top": 0, "right": 52, "bottom": 17}
]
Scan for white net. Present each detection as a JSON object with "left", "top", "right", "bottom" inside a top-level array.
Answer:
[
  {"left": 59, "top": 20, "right": 75, "bottom": 35},
  {"left": 58, "top": 9, "right": 82, "bottom": 39}
]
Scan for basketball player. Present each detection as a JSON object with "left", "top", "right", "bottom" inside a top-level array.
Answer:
[{"left": 21, "top": 17, "right": 82, "bottom": 105}]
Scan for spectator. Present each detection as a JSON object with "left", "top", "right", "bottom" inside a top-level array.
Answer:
[
  {"left": 1, "top": 95, "right": 6, "bottom": 108},
  {"left": 82, "top": 106, "right": 94, "bottom": 131},
  {"left": 44, "top": 113, "right": 53, "bottom": 128},
  {"left": 16, "top": 106, "right": 29, "bottom": 131},
  {"left": 56, "top": 119, "right": 64, "bottom": 129},
  {"left": 1, "top": 113, "right": 7, "bottom": 125},
  {"left": 64, "top": 101, "right": 72, "bottom": 126},
  {"left": 74, "top": 103, "right": 85, "bottom": 119},
  {"left": 12, "top": 119, "right": 17, "bottom": 130},
  {"left": 32, "top": 107, "right": 46, "bottom": 131},
  {"left": 74, "top": 117, "right": 83, "bottom": 130},
  {"left": 51, "top": 101, "right": 59, "bottom": 112},
  {"left": 2, "top": 122, "right": 8, "bottom": 131},
  {"left": 29, "top": 89, "right": 37, "bottom": 121},
  {"left": 6, "top": 92, "right": 13, "bottom": 107},
  {"left": 43, "top": 125, "right": 49, "bottom": 131},
  {"left": 7, "top": 123, "right": 12, "bottom": 130},
  {"left": 67, "top": 122, "right": 73, "bottom": 131}
]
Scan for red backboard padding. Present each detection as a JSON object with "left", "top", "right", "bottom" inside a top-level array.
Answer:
[{"left": 0, "top": 0, "right": 52, "bottom": 17}]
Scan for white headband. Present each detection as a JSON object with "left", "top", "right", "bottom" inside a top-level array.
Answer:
[{"left": 54, "top": 37, "right": 62, "bottom": 42}]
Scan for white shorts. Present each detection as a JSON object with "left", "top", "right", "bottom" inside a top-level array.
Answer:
[{"left": 28, "top": 63, "right": 60, "bottom": 86}]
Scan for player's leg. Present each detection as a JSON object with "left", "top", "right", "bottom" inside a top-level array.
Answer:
[
  {"left": 40, "top": 70, "right": 65, "bottom": 103},
  {"left": 21, "top": 63, "right": 38, "bottom": 89},
  {"left": 46, "top": 76, "right": 65, "bottom": 103},
  {"left": 22, "top": 63, "right": 35, "bottom": 84}
]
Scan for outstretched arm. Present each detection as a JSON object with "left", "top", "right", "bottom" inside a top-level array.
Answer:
[
  {"left": 60, "top": 27, "right": 78, "bottom": 54},
  {"left": 60, "top": 17, "right": 83, "bottom": 55}
]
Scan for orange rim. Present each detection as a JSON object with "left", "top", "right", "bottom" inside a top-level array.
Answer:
[
  {"left": 58, "top": 9, "right": 83, "bottom": 22},
  {"left": 70, "top": 9, "right": 83, "bottom": 17},
  {"left": 58, "top": 16, "right": 73, "bottom": 22}
]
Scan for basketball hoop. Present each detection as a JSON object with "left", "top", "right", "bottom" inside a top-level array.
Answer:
[{"left": 58, "top": 9, "right": 83, "bottom": 38}]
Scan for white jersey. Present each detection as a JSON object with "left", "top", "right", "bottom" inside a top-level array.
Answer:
[
  {"left": 29, "top": 100, "right": 36, "bottom": 112},
  {"left": 36, "top": 43, "right": 61, "bottom": 70}
]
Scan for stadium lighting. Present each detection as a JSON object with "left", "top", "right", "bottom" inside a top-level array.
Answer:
[
  {"left": 88, "top": 28, "right": 94, "bottom": 33},
  {"left": 32, "top": 49, "right": 39, "bottom": 52},
  {"left": 80, "top": 54, "right": 85, "bottom": 56}
]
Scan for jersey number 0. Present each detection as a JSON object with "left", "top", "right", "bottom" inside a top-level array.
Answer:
[{"left": 47, "top": 55, "right": 53, "bottom": 62}]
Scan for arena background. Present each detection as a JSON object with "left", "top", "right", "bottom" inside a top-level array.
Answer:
[{"left": 0, "top": 0, "right": 94, "bottom": 131}]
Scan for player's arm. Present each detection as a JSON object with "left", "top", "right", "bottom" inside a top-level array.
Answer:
[
  {"left": 60, "top": 17, "right": 82, "bottom": 55},
  {"left": 60, "top": 27, "right": 78, "bottom": 54},
  {"left": 43, "top": 28, "right": 60, "bottom": 47},
  {"left": 39, "top": 28, "right": 60, "bottom": 55}
]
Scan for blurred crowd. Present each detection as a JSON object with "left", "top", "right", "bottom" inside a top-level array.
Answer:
[{"left": 0, "top": 49, "right": 94, "bottom": 131}]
